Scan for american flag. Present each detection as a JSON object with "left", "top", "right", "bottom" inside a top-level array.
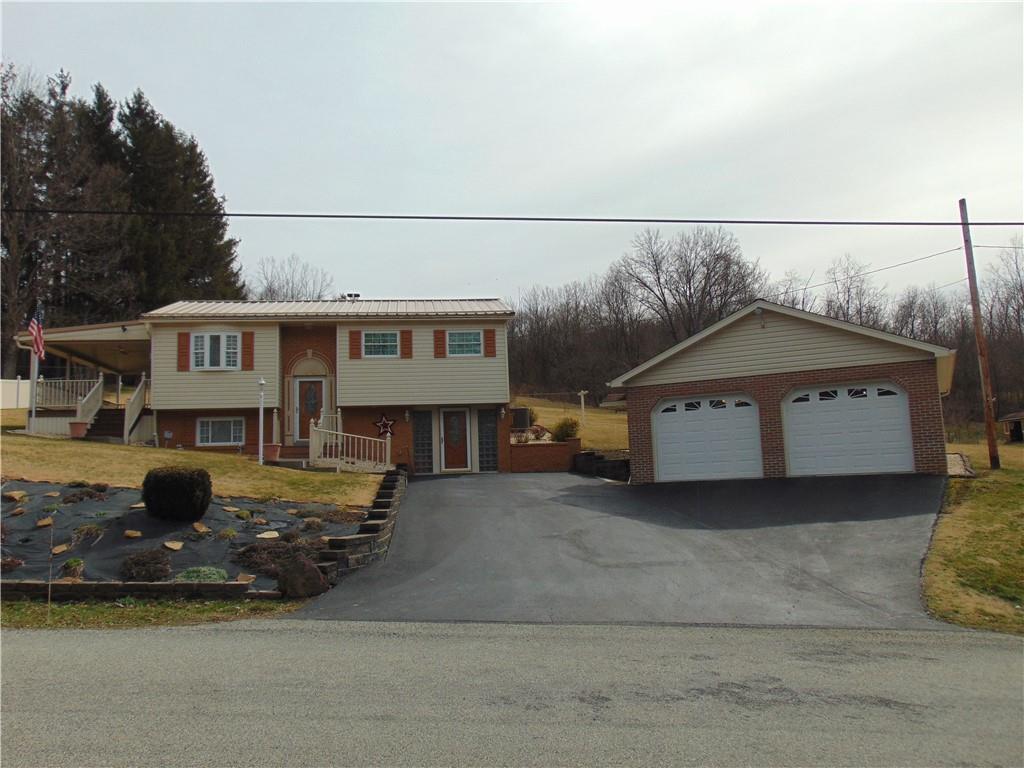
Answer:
[{"left": 28, "top": 306, "right": 45, "bottom": 360}]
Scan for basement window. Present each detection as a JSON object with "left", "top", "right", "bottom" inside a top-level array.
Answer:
[{"left": 197, "top": 417, "right": 244, "bottom": 447}]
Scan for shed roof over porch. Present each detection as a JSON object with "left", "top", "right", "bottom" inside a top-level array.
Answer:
[{"left": 16, "top": 320, "right": 150, "bottom": 375}]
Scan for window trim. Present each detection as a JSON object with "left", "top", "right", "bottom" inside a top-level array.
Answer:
[
  {"left": 362, "top": 330, "right": 400, "bottom": 359},
  {"left": 195, "top": 416, "right": 245, "bottom": 447},
  {"left": 446, "top": 329, "right": 484, "bottom": 357},
  {"left": 190, "top": 332, "right": 241, "bottom": 371}
]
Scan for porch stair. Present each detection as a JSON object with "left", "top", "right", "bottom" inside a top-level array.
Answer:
[{"left": 85, "top": 407, "right": 125, "bottom": 439}]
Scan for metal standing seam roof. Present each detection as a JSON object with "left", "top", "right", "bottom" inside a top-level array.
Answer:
[{"left": 142, "top": 298, "right": 515, "bottom": 319}]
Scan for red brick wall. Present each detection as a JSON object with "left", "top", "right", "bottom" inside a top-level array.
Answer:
[
  {"left": 155, "top": 409, "right": 272, "bottom": 454},
  {"left": 510, "top": 438, "right": 582, "bottom": 473},
  {"left": 280, "top": 325, "right": 337, "bottom": 377},
  {"left": 624, "top": 360, "right": 947, "bottom": 483}
]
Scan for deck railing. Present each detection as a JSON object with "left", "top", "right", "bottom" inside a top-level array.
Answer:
[
  {"left": 35, "top": 378, "right": 99, "bottom": 408},
  {"left": 123, "top": 373, "right": 148, "bottom": 443},
  {"left": 310, "top": 417, "right": 392, "bottom": 472}
]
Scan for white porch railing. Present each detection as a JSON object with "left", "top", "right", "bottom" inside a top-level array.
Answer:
[
  {"left": 123, "top": 373, "right": 148, "bottom": 444},
  {"left": 35, "top": 378, "right": 99, "bottom": 408},
  {"left": 75, "top": 375, "right": 104, "bottom": 424},
  {"left": 309, "top": 417, "right": 392, "bottom": 473}
]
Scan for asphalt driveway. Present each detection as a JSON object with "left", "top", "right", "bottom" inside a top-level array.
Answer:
[{"left": 302, "top": 472, "right": 949, "bottom": 628}]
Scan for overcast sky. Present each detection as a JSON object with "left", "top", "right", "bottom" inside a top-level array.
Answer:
[{"left": 3, "top": 2, "right": 1022, "bottom": 300}]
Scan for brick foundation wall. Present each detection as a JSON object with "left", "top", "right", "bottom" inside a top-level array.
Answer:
[
  {"left": 510, "top": 438, "right": 582, "bottom": 472},
  {"left": 155, "top": 409, "right": 272, "bottom": 454},
  {"left": 625, "top": 359, "right": 947, "bottom": 484}
]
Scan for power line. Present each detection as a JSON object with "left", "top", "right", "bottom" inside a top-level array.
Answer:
[
  {"left": 767, "top": 246, "right": 963, "bottom": 299},
  {"left": 2, "top": 207, "right": 1022, "bottom": 227},
  {"left": 974, "top": 244, "right": 1024, "bottom": 249},
  {"left": 936, "top": 277, "right": 968, "bottom": 289}
]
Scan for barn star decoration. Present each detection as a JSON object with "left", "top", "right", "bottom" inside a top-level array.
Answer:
[{"left": 374, "top": 414, "right": 395, "bottom": 437}]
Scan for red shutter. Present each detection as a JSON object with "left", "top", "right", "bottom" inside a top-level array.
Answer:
[
  {"left": 400, "top": 329, "right": 413, "bottom": 359},
  {"left": 177, "top": 332, "right": 190, "bottom": 371},
  {"left": 483, "top": 329, "right": 496, "bottom": 358},
  {"left": 349, "top": 330, "right": 362, "bottom": 360},
  {"left": 241, "top": 331, "right": 255, "bottom": 370},
  {"left": 433, "top": 330, "right": 446, "bottom": 358}
]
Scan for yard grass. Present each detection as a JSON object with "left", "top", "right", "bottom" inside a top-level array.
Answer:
[
  {"left": 923, "top": 441, "right": 1024, "bottom": 635},
  {"left": 1, "top": 408, "right": 27, "bottom": 430},
  {"left": 1, "top": 598, "right": 304, "bottom": 629},
  {"left": 513, "top": 396, "right": 629, "bottom": 451},
  {"left": 0, "top": 432, "right": 380, "bottom": 507}
]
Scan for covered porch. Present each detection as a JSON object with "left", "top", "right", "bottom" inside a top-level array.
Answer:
[{"left": 15, "top": 321, "right": 154, "bottom": 443}]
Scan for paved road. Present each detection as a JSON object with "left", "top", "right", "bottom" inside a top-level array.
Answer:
[
  {"left": 303, "top": 473, "right": 946, "bottom": 627},
  {"left": 2, "top": 620, "right": 1021, "bottom": 767}
]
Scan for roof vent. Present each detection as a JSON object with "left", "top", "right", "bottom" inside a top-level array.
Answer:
[{"left": 345, "top": 293, "right": 360, "bottom": 300}]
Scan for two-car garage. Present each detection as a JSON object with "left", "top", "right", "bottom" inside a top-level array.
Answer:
[{"left": 607, "top": 301, "right": 955, "bottom": 483}]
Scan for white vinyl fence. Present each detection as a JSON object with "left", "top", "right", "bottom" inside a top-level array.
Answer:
[{"left": 0, "top": 378, "right": 32, "bottom": 409}]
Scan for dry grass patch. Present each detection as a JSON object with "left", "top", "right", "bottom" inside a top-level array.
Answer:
[
  {"left": 1, "top": 408, "right": 27, "bottom": 430},
  {"left": 1, "top": 598, "right": 303, "bottom": 629},
  {"left": 0, "top": 432, "right": 379, "bottom": 507},
  {"left": 923, "top": 441, "right": 1024, "bottom": 635},
  {"left": 514, "top": 396, "right": 628, "bottom": 451}
]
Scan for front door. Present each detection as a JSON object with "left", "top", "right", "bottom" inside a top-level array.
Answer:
[
  {"left": 295, "top": 378, "right": 325, "bottom": 440},
  {"left": 441, "top": 409, "right": 470, "bottom": 470}
]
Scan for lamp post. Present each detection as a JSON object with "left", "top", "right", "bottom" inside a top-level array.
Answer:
[{"left": 258, "top": 378, "right": 266, "bottom": 465}]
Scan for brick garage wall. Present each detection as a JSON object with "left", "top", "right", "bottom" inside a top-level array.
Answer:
[
  {"left": 625, "top": 359, "right": 947, "bottom": 484},
  {"left": 156, "top": 409, "right": 272, "bottom": 455},
  {"left": 511, "top": 438, "right": 582, "bottom": 473}
]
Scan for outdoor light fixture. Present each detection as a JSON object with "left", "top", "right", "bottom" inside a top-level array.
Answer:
[
  {"left": 404, "top": 409, "right": 410, "bottom": 422},
  {"left": 499, "top": 406, "right": 506, "bottom": 419}
]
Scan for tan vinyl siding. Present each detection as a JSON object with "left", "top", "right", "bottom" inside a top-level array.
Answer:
[
  {"left": 150, "top": 324, "right": 280, "bottom": 409},
  {"left": 628, "top": 310, "right": 932, "bottom": 387},
  {"left": 338, "top": 322, "right": 510, "bottom": 406}
]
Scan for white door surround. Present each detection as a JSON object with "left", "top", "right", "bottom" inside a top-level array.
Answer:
[
  {"left": 783, "top": 382, "right": 914, "bottom": 476},
  {"left": 652, "top": 394, "right": 763, "bottom": 482}
]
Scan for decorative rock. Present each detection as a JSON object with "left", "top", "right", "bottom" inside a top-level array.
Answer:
[
  {"left": 3, "top": 490, "right": 27, "bottom": 503},
  {"left": 51, "top": 543, "right": 70, "bottom": 555},
  {"left": 276, "top": 554, "right": 328, "bottom": 598},
  {"left": 124, "top": 530, "right": 143, "bottom": 539},
  {"left": 252, "top": 517, "right": 268, "bottom": 526},
  {"left": 286, "top": 508, "right": 299, "bottom": 515},
  {"left": 36, "top": 517, "right": 53, "bottom": 528},
  {"left": 192, "top": 522, "right": 211, "bottom": 534},
  {"left": 223, "top": 506, "right": 240, "bottom": 513},
  {"left": 43, "top": 491, "right": 61, "bottom": 498},
  {"left": 255, "top": 530, "right": 279, "bottom": 540},
  {"left": 129, "top": 502, "right": 146, "bottom": 510},
  {"left": 163, "top": 541, "right": 184, "bottom": 551},
  {"left": 10, "top": 507, "right": 25, "bottom": 517},
  {"left": 235, "top": 572, "right": 257, "bottom": 584}
]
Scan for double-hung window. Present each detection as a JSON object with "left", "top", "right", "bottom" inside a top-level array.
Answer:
[
  {"left": 447, "top": 330, "right": 482, "bottom": 356},
  {"left": 192, "top": 332, "right": 240, "bottom": 370},
  {"left": 197, "top": 417, "right": 244, "bottom": 446},
  {"left": 363, "top": 331, "right": 399, "bottom": 358}
]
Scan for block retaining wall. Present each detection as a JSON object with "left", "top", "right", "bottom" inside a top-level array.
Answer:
[{"left": 510, "top": 438, "right": 582, "bottom": 472}]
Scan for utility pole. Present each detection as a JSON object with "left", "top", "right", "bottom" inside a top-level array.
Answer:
[{"left": 958, "top": 198, "right": 1000, "bottom": 470}]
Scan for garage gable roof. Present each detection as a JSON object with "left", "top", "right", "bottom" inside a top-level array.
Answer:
[{"left": 608, "top": 299, "right": 955, "bottom": 388}]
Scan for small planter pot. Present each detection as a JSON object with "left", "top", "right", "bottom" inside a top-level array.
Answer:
[
  {"left": 69, "top": 421, "right": 89, "bottom": 439},
  {"left": 263, "top": 443, "right": 282, "bottom": 463}
]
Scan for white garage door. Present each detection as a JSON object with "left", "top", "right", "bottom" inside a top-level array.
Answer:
[
  {"left": 784, "top": 384, "right": 915, "bottom": 476},
  {"left": 653, "top": 395, "right": 763, "bottom": 482}
]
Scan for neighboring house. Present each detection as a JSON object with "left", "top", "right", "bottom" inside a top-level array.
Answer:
[
  {"left": 602, "top": 299, "right": 955, "bottom": 483},
  {"left": 16, "top": 299, "right": 514, "bottom": 474},
  {"left": 998, "top": 411, "right": 1023, "bottom": 443}
]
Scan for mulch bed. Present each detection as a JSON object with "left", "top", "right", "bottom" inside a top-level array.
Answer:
[{"left": 0, "top": 479, "right": 364, "bottom": 591}]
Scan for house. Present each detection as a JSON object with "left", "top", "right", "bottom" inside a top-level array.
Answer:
[
  {"left": 15, "top": 298, "right": 514, "bottom": 474},
  {"left": 602, "top": 299, "right": 955, "bottom": 483},
  {"left": 998, "top": 411, "right": 1023, "bottom": 443}
]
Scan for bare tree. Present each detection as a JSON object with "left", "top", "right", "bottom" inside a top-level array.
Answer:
[
  {"left": 822, "top": 254, "right": 889, "bottom": 328},
  {"left": 247, "top": 254, "right": 335, "bottom": 301},
  {"left": 770, "top": 269, "right": 819, "bottom": 312}
]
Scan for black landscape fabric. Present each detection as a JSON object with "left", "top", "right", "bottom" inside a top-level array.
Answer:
[{"left": 1, "top": 480, "right": 361, "bottom": 590}]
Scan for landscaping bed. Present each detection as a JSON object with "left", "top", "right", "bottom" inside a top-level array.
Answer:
[{"left": 1, "top": 479, "right": 363, "bottom": 592}]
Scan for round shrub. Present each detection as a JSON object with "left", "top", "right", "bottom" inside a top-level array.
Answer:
[
  {"left": 174, "top": 566, "right": 228, "bottom": 583},
  {"left": 120, "top": 548, "right": 171, "bottom": 581},
  {"left": 142, "top": 466, "right": 212, "bottom": 522},
  {"left": 551, "top": 417, "right": 580, "bottom": 443}
]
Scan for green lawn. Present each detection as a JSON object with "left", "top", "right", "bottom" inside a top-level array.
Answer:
[{"left": 924, "top": 441, "right": 1024, "bottom": 634}]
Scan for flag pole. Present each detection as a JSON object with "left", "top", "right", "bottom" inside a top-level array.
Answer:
[{"left": 29, "top": 351, "right": 39, "bottom": 435}]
